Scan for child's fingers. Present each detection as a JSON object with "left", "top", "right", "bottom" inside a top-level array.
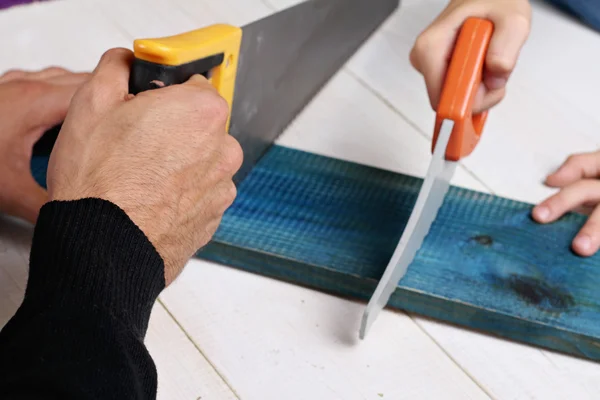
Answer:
[
  {"left": 409, "top": 27, "right": 455, "bottom": 111},
  {"left": 532, "top": 179, "right": 600, "bottom": 224},
  {"left": 484, "top": 11, "right": 531, "bottom": 91},
  {"left": 409, "top": 1, "right": 531, "bottom": 114},
  {"left": 546, "top": 151, "right": 600, "bottom": 188},
  {"left": 472, "top": 84, "right": 506, "bottom": 114},
  {"left": 572, "top": 206, "right": 600, "bottom": 257}
]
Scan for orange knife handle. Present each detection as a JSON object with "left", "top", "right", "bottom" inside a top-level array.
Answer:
[{"left": 432, "top": 17, "right": 494, "bottom": 161}]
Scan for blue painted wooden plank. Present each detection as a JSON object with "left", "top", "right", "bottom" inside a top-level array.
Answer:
[
  {"left": 545, "top": 0, "right": 600, "bottom": 32},
  {"left": 31, "top": 146, "right": 600, "bottom": 360}
]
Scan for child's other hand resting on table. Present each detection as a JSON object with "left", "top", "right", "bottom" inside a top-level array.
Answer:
[
  {"left": 533, "top": 151, "right": 600, "bottom": 257},
  {"left": 409, "top": 0, "right": 532, "bottom": 114}
]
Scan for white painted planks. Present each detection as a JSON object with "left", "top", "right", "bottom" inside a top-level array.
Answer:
[{"left": 2, "top": 0, "right": 600, "bottom": 398}]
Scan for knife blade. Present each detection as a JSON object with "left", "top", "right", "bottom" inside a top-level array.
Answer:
[
  {"left": 32, "top": 0, "right": 400, "bottom": 184},
  {"left": 359, "top": 17, "right": 494, "bottom": 339}
]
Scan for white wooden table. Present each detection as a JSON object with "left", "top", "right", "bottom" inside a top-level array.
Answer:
[{"left": 1, "top": 0, "right": 600, "bottom": 398}]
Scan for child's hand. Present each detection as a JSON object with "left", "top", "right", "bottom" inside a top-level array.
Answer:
[
  {"left": 533, "top": 151, "right": 600, "bottom": 257},
  {"left": 410, "top": 0, "right": 531, "bottom": 114}
]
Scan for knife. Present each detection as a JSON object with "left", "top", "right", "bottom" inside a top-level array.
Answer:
[
  {"left": 359, "top": 17, "right": 494, "bottom": 339},
  {"left": 31, "top": 0, "right": 400, "bottom": 185}
]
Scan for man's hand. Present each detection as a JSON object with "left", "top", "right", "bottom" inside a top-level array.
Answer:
[
  {"left": 0, "top": 68, "right": 89, "bottom": 223},
  {"left": 410, "top": 0, "right": 531, "bottom": 113},
  {"left": 48, "top": 48, "right": 243, "bottom": 285},
  {"left": 533, "top": 150, "right": 600, "bottom": 257}
]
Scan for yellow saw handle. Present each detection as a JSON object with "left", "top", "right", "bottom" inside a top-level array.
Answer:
[
  {"left": 33, "top": 24, "right": 243, "bottom": 157},
  {"left": 130, "top": 24, "right": 243, "bottom": 130}
]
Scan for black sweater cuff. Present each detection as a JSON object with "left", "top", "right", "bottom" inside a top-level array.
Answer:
[{"left": 25, "top": 198, "right": 166, "bottom": 336}]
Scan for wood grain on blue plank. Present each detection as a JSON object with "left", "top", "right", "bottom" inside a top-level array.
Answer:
[{"left": 31, "top": 146, "right": 600, "bottom": 361}]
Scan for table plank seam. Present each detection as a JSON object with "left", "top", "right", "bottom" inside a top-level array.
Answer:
[
  {"left": 157, "top": 299, "right": 242, "bottom": 399},
  {"left": 260, "top": 0, "right": 276, "bottom": 11},
  {"left": 411, "top": 317, "right": 498, "bottom": 400}
]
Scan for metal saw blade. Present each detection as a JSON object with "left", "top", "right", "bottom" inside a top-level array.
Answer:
[
  {"left": 230, "top": 0, "right": 400, "bottom": 182},
  {"left": 359, "top": 120, "right": 458, "bottom": 339}
]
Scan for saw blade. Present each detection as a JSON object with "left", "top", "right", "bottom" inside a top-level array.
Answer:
[
  {"left": 230, "top": 0, "right": 400, "bottom": 182},
  {"left": 31, "top": 0, "right": 399, "bottom": 180},
  {"left": 359, "top": 120, "right": 458, "bottom": 339}
]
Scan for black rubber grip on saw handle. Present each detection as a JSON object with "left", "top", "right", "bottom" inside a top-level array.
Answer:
[
  {"left": 32, "top": 124, "right": 62, "bottom": 156},
  {"left": 32, "top": 53, "right": 225, "bottom": 157},
  {"left": 129, "top": 54, "right": 224, "bottom": 94}
]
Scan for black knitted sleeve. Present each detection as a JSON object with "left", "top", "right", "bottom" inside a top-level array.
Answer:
[{"left": 0, "top": 198, "right": 166, "bottom": 400}]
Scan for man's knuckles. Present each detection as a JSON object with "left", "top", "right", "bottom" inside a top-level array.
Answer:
[
  {"left": 11, "top": 79, "right": 50, "bottom": 100},
  {"left": 182, "top": 88, "right": 230, "bottom": 128},
  {"left": 221, "top": 181, "right": 237, "bottom": 211},
  {"left": 94, "top": 48, "right": 133, "bottom": 74},
  {"left": 0, "top": 69, "right": 28, "bottom": 83},
  {"left": 222, "top": 136, "right": 243, "bottom": 174},
  {"left": 72, "top": 77, "right": 125, "bottom": 116},
  {"left": 138, "top": 85, "right": 230, "bottom": 128}
]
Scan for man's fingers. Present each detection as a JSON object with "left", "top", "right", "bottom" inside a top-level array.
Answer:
[
  {"left": 533, "top": 180, "right": 600, "bottom": 224},
  {"left": 572, "top": 206, "right": 600, "bottom": 257},
  {"left": 0, "top": 69, "right": 29, "bottom": 84},
  {"left": 0, "top": 67, "right": 78, "bottom": 85},
  {"left": 32, "top": 82, "right": 82, "bottom": 131},
  {"left": 183, "top": 74, "right": 218, "bottom": 92},
  {"left": 65, "top": 48, "right": 133, "bottom": 121},
  {"left": 88, "top": 48, "right": 134, "bottom": 102},
  {"left": 484, "top": 11, "right": 531, "bottom": 91},
  {"left": 29, "top": 67, "right": 71, "bottom": 81},
  {"left": 93, "top": 48, "right": 133, "bottom": 79},
  {"left": 546, "top": 151, "right": 600, "bottom": 187},
  {"left": 49, "top": 72, "right": 92, "bottom": 86},
  {"left": 0, "top": 68, "right": 89, "bottom": 86}
]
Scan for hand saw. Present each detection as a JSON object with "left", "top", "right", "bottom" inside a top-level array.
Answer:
[
  {"left": 32, "top": 0, "right": 399, "bottom": 183},
  {"left": 359, "top": 17, "right": 494, "bottom": 339}
]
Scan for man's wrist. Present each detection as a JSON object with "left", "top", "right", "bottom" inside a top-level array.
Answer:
[{"left": 25, "top": 198, "right": 166, "bottom": 335}]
